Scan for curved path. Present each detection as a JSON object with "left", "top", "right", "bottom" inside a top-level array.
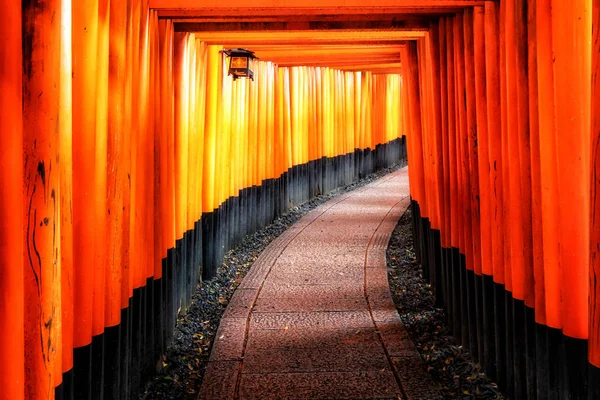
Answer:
[{"left": 200, "top": 167, "right": 440, "bottom": 400}]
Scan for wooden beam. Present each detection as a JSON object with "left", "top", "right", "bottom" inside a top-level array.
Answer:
[
  {"left": 167, "top": 12, "right": 442, "bottom": 23},
  {"left": 191, "top": 30, "right": 425, "bottom": 47},
  {"left": 174, "top": 19, "right": 431, "bottom": 31},
  {"left": 150, "top": 0, "right": 484, "bottom": 17}
]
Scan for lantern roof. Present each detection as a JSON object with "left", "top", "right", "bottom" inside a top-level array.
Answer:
[{"left": 222, "top": 48, "right": 258, "bottom": 59}]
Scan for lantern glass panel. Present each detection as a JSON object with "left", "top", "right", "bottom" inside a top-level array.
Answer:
[{"left": 231, "top": 56, "right": 248, "bottom": 68}]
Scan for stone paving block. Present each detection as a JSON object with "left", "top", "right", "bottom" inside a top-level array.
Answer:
[
  {"left": 287, "top": 234, "right": 371, "bottom": 248},
  {"left": 370, "top": 232, "right": 392, "bottom": 249},
  {"left": 369, "top": 295, "right": 399, "bottom": 314},
  {"left": 371, "top": 308, "right": 403, "bottom": 324},
  {"left": 238, "top": 371, "right": 403, "bottom": 400},
  {"left": 209, "top": 318, "right": 247, "bottom": 362},
  {"left": 249, "top": 311, "right": 374, "bottom": 330},
  {"left": 267, "top": 264, "right": 364, "bottom": 281},
  {"left": 222, "top": 288, "right": 258, "bottom": 319},
  {"left": 263, "top": 266, "right": 364, "bottom": 288},
  {"left": 366, "top": 248, "right": 388, "bottom": 268},
  {"left": 366, "top": 266, "right": 391, "bottom": 292},
  {"left": 299, "top": 223, "right": 376, "bottom": 238},
  {"left": 376, "top": 320, "right": 415, "bottom": 356},
  {"left": 253, "top": 295, "right": 367, "bottom": 313},
  {"left": 259, "top": 282, "right": 365, "bottom": 299},
  {"left": 278, "top": 244, "right": 366, "bottom": 262},
  {"left": 366, "top": 284, "right": 395, "bottom": 304},
  {"left": 391, "top": 352, "right": 442, "bottom": 400},
  {"left": 246, "top": 327, "right": 381, "bottom": 350},
  {"left": 242, "top": 345, "right": 390, "bottom": 374},
  {"left": 197, "top": 361, "right": 240, "bottom": 400}
]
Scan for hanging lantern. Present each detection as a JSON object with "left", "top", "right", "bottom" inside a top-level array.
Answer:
[{"left": 222, "top": 48, "right": 258, "bottom": 81}]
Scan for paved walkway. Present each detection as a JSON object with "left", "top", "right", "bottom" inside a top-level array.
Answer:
[{"left": 200, "top": 167, "right": 440, "bottom": 400}]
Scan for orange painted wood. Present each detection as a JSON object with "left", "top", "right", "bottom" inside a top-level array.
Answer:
[
  {"left": 121, "top": 0, "right": 134, "bottom": 307},
  {"left": 497, "top": 0, "right": 509, "bottom": 289},
  {"left": 484, "top": 1, "right": 505, "bottom": 284},
  {"left": 438, "top": 17, "right": 452, "bottom": 249},
  {"left": 0, "top": 2, "right": 24, "bottom": 398},
  {"left": 59, "top": 0, "right": 74, "bottom": 374},
  {"left": 455, "top": 14, "right": 473, "bottom": 270},
  {"left": 72, "top": 0, "right": 98, "bottom": 348},
  {"left": 174, "top": 32, "right": 188, "bottom": 228},
  {"left": 514, "top": 0, "right": 534, "bottom": 307},
  {"left": 159, "top": 20, "right": 176, "bottom": 256},
  {"left": 590, "top": 0, "right": 600, "bottom": 368},
  {"left": 107, "top": 0, "right": 128, "bottom": 326},
  {"left": 22, "top": 0, "right": 62, "bottom": 395},
  {"left": 446, "top": 17, "right": 459, "bottom": 249},
  {"left": 130, "top": 0, "right": 152, "bottom": 287},
  {"left": 527, "top": 0, "right": 544, "bottom": 317},
  {"left": 142, "top": 3, "right": 156, "bottom": 280},
  {"left": 552, "top": 0, "right": 591, "bottom": 339},
  {"left": 406, "top": 42, "right": 427, "bottom": 211},
  {"left": 93, "top": 0, "right": 110, "bottom": 335},
  {"left": 536, "top": 0, "right": 561, "bottom": 329},
  {"left": 282, "top": 68, "right": 293, "bottom": 167},
  {"left": 464, "top": 9, "right": 481, "bottom": 275},
  {"left": 417, "top": 38, "right": 432, "bottom": 221},
  {"left": 401, "top": 51, "right": 417, "bottom": 199},
  {"left": 428, "top": 22, "right": 444, "bottom": 234},
  {"left": 188, "top": 35, "right": 200, "bottom": 220},
  {"left": 502, "top": 0, "right": 517, "bottom": 294},
  {"left": 266, "top": 65, "right": 275, "bottom": 176},
  {"left": 473, "top": 6, "right": 492, "bottom": 276},
  {"left": 151, "top": 12, "right": 163, "bottom": 279}
]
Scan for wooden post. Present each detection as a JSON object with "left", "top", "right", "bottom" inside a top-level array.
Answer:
[
  {"left": 590, "top": 0, "right": 600, "bottom": 371},
  {"left": 536, "top": 0, "right": 561, "bottom": 331},
  {"left": 22, "top": 0, "right": 62, "bottom": 396},
  {"left": 72, "top": 0, "right": 99, "bottom": 349},
  {"left": 552, "top": 0, "right": 591, "bottom": 341},
  {"left": 0, "top": 2, "right": 24, "bottom": 398},
  {"left": 474, "top": 6, "right": 491, "bottom": 277}
]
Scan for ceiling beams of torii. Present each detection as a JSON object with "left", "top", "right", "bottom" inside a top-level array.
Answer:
[{"left": 149, "top": 0, "right": 485, "bottom": 74}]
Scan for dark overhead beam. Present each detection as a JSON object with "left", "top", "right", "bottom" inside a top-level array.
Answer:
[
  {"left": 174, "top": 19, "right": 432, "bottom": 32},
  {"left": 166, "top": 13, "right": 448, "bottom": 23}
]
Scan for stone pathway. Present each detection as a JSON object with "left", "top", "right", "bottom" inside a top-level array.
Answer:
[{"left": 199, "top": 167, "right": 440, "bottom": 400}]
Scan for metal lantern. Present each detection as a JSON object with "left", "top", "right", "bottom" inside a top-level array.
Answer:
[{"left": 222, "top": 48, "right": 258, "bottom": 81}]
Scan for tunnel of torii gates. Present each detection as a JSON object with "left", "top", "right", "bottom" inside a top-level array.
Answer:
[{"left": 1, "top": 0, "right": 600, "bottom": 399}]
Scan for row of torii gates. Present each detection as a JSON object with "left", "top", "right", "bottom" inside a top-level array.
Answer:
[{"left": 1, "top": 1, "right": 600, "bottom": 399}]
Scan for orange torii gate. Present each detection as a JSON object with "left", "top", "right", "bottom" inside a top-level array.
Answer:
[{"left": 2, "top": 0, "right": 600, "bottom": 399}]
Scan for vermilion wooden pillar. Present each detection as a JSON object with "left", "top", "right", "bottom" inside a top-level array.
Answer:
[
  {"left": 591, "top": 0, "right": 600, "bottom": 373},
  {"left": 59, "top": 0, "right": 74, "bottom": 380},
  {"left": 536, "top": 0, "right": 561, "bottom": 333},
  {"left": 515, "top": 0, "right": 534, "bottom": 309},
  {"left": 405, "top": 42, "right": 426, "bottom": 211},
  {"left": 527, "top": 0, "right": 546, "bottom": 327},
  {"left": 0, "top": 2, "right": 24, "bottom": 399},
  {"left": 22, "top": 0, "right": 62, "bottom": 397},
  {"left": 428, "top": 22, "right": 444, "bottom": 236},
  {"left": 473, "top": 6, "right": 491, "bottom": 277},
  {"left": 438, "top": 17, "right": 451, "bottom": 250},
  {"left": 457, "top": 13, "right": 473, "bottom": 274},
  {"left": 72, "top": 0, "right": 99, "bottom": 349},
  {"left": 446, "top": 17, "right": 459, "bottom": 251},
  {"left": 484, "top": 1, "right": 504, "bottom": 287},
  {"left": 464, "top": 9, "right": 481, "bottom": 277},
  {"left": 552, "top": 0, "right": 591, "bottom": 342},
  {"left": 94, "top": 0, "right": 110, "bottom": 337}
]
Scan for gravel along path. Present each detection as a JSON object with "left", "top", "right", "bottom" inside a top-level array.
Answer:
[
  {"left": 138, "top": 162, "right": 405, "bottom": 400},
  {"left": 386, "top": 208, "right": 504, "bottom": 400}
]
